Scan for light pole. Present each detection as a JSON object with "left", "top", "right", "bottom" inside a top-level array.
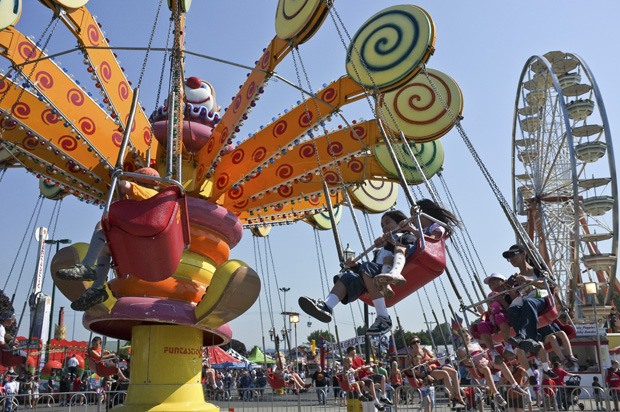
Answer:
[
  {"left": 279, "top": 287, "right": 291, "bottom": 359},
  {"left": 289, "top": 312, "right": 300, "bottom": 373},
  {"left": 585, "top": 282, "right": 603, "bottom": 370},
  {"left": 44, "top": 238, "right": 71, "bottom": 357}
]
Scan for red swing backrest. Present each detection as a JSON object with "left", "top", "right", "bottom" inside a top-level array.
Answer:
[
  {"left": 335, "top": 373, "right": 353, "bottom": 393},
  {"left": 266, "top": 372, "right": 286, "bottom": 390},
  {"left": 360, "top": 235, "right": 447, "bottom": 308},
  {"left": 0, "top": 348, "right": 27, "bottom": 367},
  {"left": 103, "top": 185, "right": 190, "bottom": 282}
]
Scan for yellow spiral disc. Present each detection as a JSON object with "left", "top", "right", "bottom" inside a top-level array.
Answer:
[{"left": 372, "top": 139, "right": 444, "bottom": 185}]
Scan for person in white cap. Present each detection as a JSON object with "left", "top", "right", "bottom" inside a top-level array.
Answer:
[{"left": 475, "top": 273, "right": 516, "bottom": 364}]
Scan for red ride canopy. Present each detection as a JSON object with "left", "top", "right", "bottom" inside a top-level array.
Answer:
[{"left": 207, "top": 346, "right": 240, "bottom": 366}]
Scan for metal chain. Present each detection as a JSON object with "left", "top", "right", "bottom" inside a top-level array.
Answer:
[{"left": 137, "top": 0, "right": 164, "bottom": 88}]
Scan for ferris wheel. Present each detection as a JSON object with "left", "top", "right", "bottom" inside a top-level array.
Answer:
[{"left": 511, "top": 50, "right": 618, "bottom": 312}]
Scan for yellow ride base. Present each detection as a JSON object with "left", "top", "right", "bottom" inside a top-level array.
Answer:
[{"left": 112, "top": 325, "right": 218, "bottom": 411}]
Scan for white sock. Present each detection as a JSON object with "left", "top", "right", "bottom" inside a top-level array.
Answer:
[
  {"left": 373, "top": 298, "right": 389, "bottom": 318},
  {"left": 542, "top": 362, "right": 550, "bottom": 371},
  {"left": 323, "top": 294, "right": 340, "bottom": 309}
]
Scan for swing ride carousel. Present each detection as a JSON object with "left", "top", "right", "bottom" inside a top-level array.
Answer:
[{"left": 0, "top": 0, "right": 465, "bottom": 410}]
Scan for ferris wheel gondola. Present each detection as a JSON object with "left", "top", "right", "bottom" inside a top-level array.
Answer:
[{"left": 511, "top": 51, "right": 618, "bottom": 312}]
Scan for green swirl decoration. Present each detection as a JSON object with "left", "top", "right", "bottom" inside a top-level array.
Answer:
[{"left": 372, "top": 139, "right": 444, "bottom": 185}]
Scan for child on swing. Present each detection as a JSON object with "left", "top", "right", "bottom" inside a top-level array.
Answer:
[
  {"left": 299, "top": 199, "right": 458, "bottom": 335},
  {"left": 56, "top": 167, "right": 161, "bottom": 311}
]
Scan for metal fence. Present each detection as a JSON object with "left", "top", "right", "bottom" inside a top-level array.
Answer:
[{"left": 1, "top": 384, "right": 617, "bottom": 411}]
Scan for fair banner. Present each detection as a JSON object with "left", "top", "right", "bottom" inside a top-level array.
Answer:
[
  {"left": 325, "top": 335, "right": 366, "bottom": 351},
  {"left": 575, "top": 323, "right": 607, "bottom": 337}
]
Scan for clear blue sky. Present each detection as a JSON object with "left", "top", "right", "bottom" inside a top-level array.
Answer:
[{"left": 1, "top": 1, "right": 619, "bottom": 349}]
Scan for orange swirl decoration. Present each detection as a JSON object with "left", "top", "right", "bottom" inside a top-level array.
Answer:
[
  {"left": 118, "top": 81, "right": 130, "bottom": 101},
  {"left": 215, "top": 173, "right": 229, "bottom": 190},
  {"left": 348, "top": 158, "right": 364, "bottom": 173},
  {"left": 299, "top": 143, "right": 316, "bottom": 158},
  {"left": 79, "top": 117, "right": 96, "bottom": 136},
  {"left": 327, "top": 141, "right": 343, "bottom": 156},
  {"left": 350, "top": 125, "right": 368, "bottom": 141},
  {"left": 143, "top": 128, "right": 152, "bottom": 145},
  {"left": 17, "top": 41, "right": 36, "bottom": 62},
  {"left": 299, "top": 111, "right": 313, "bottom": 128},
  {"left": 34, "top": 71, "right": 54, "bottom": 91},
  {"left": 252, "top": 147, "right": 267, "bottom": 163},
  {"left": 245, "top": 82, "right": 256, "bottom": 100},
  {"left": 112, "top": 131, "right": 123, "bottom": 147},
  {"left": 233, "top": 199, "right": 249, "bottom": 210},
  {"left": 324, "top": 171, "right": 340, "bottom": 185},
  {"left": 219, "top": 127, "right": 229, "bottom": 144},
  {"left": 41, "top": 109, "right": 59, "bottom": 125},
  {"left": 260, "top": 50, "right": 271, "bottom": 69},
  {"left": 100, "top": 61, "right": 112, "bottom": 82},
  {"left": 276, "top": 164, "right": 293, "bottom": 179},
  {"left": 320, "top": 87, "right": 337, "bottom": 104},
  {"left": 58, "top": 135, "right": 78, "bottom": 152},
  {"left": 273, "top": 120, "right": 288, "bottom": 138},
  {"left": 207, "top": 137, "right": 215, "bottom": 153},
  {"left": 22, "top": 135, "right": 38, "bottom": 150},
  {"left": 11, "top": 102, "right": 30, "bottom": 120},
  {"left": 231, "top": 149, "right": 244, "bottom": 164},
  {"left": 0, "top": 79, "right": 8, "bottom": 94},
  {"left": 308, "top": 194, "right": 320, "bottom": 205},
  {"left": 227, "top": 186, "right": 244, "bottom": 200},
  {"left": 277, "top": 185, "right": 293, "bottom": 197},
  {"left": 87, "top": 24, "right": 101, "bottom": 46},
  {"left": 231, "top": 95, "right": 242, "bottom": 113},
  {"left": 67, "top": 88, "right": 85, "bottom": 106}
]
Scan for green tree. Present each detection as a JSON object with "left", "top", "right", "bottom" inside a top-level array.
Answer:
[{"left": 307, "top": 329, "right": 335, "bottom": 343}]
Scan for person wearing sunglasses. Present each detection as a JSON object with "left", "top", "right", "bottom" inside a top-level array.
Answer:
[{"left": 406, "top": 335, "right": 465, "bottom": 405}]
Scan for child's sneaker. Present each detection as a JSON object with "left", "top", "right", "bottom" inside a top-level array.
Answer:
[
  {"left": 375, "top": 272, "right": 407, "bottom": 286},
  {"left": 378, "top": 283, "right": 395, "bottom": 299},
  {"left": 298, "top": 297, "right": 332, "bottom": 323},
  {"left": 367, "top": 316, "right": 392, "bottom": 335},
  {"left": 56, "top": 264, "right": 97, "bottom": 281},
  {"left": 71, "top": 287, "right": 108, "bottom": 311},
  {"left": 493, "top": 392, "right": 507, "bottom": 407}
]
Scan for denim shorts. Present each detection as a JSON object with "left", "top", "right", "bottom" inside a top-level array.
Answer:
[{"left": 337, "top": 262, "right": 382, "bottom": 305}]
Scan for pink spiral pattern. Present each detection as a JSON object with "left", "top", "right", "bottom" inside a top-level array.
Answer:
[
  {"left": 100, "top": 61, "right": 112, "bottom": 82},
  {"left": 234, "top": 199, "right": 249, "bottom": 209},
  {"left": 232, "top": 95, "right": 242, "bottom": 113},
  {"left": 277, "top": 185, "right": 293, "bottom": 197},
  {"left": 246, "top": 82, "right": 256, "bottom": 100},
  {"left": 79, "top": 117, "right": 96, "bottom": 135},
  {"left": 41, "top": 109, "right": 59, "bottom": 125},
  {"left": 34, "top": 71, "right": 54, "bottom": 91},
  {"left": 112, "top": 132, "right": 123, "bottom": 147},
  {"left": 22, "top": 136, "right": 38, "bottom": 150},
  {"left": 273, "top": 120, "right": 288, "bottom": 138},
  {"left": 197, "top": 164, "right": 205, "bottom": 179},
  {"left": 0, "top": 79, "right": 8, "bottom": 94},
  {"left": 299, "top": 143, "right": 316, "bottom": 158},
  {"left": 260, "top": 50, "right": 271, "bottom": 70},
  {"left": 228, "top": 186, "right": 244, "bottom": 200},
  {"left": 324, "top": 171, "right": 339, "bottom": 185},
  {"left": 87, "top": 24, "right": 101, "bottom": 46},
  {"left": 327, "top": 141, "right": 343, "bottom": 156},
  {"left": 207, "top": 138, "right": 215, "bottom": 153},
  {"left": 143, "top": 128, "right": 152, "bottom": 145},
  {"left": 273, "top": 203, "right": 284, "bottom": 212},
  {"left": 348, "top": 159, "right": 364, "bottom": 173},
  {"left": 350, "top": 125, "right": 367, "bottom": 141},
  {"left": 298, "top": 111, "right": 313, "bottom": 127},
  {"left": 216, "top": 173, "right": 229, "bottom": 190},
  {"left": 220, "top": 127, "right": 229, "bottom": 144},
  {"left": 308, "top": 194, "right": 320, "bottom": 205},
  {"left": 118, "top": 81, "right": 130, "bottom": 101},
  {"left": 320, "top": 87, "right": 337, "bottom": 104},
  {"left": 276, "top": 164, "right": 293, "bottom": 179},
  {"left": 252, "top": 147, "right": 267, "bottom": 163},
  {"left": 58, "top": 135, "right": 78, "bottom": 151},
  {"left": 300, "top": 173, "right": 313, "bottom": 183},
  {"left": 67, "top": 88, "right": 85, "bottom": 106},
  {"left": 1, "top": 118, "right": 16, "bottom": 130},
  {"left": 231, "top": 148, "right": 245, "bottom": 164},
  {"left": 11, "top": 102, "right": 30, "bottom": 119},
  {"left": 17, "top": 41, "right": 36, "bottom": 61}
]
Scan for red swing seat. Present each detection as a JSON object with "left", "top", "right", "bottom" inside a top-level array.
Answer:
[
  {"left": 471, "top": 296, "right": 560, "bottom": 343},
  {"left": 335, "top": 373, "right": 354, "bottom": 393},
  {"left": 103, "top": 185, "right": 190, "bottom": 282},
  {"left": 360, "top": 235, "right": 447, "bottom": 307},
  {"left": 0, "top": 348, "right": 26, "bottom": 367},
  {"left": 266, "top": 372, "right": 286, "bottom": 390}
]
